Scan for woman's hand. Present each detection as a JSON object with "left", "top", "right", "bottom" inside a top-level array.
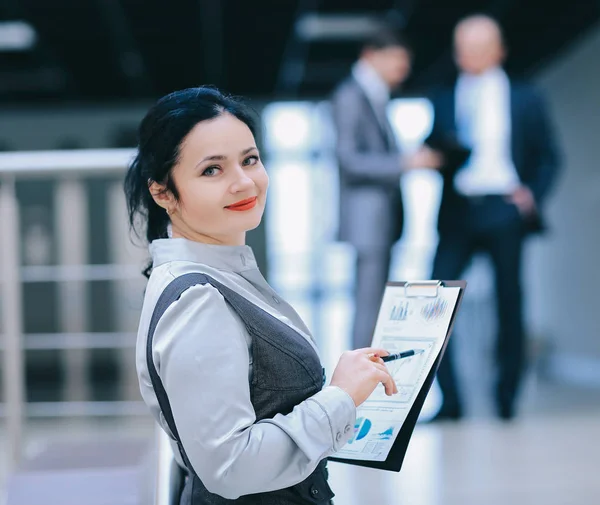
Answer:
[{"left": 329, "top": 348, "right": 398, "bottom": 406}]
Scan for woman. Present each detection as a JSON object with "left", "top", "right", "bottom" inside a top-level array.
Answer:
[{"left": 125, "top": 86, "right": 397, "bottom": 505}]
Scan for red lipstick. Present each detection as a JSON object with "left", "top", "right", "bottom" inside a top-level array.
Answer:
[{"left": 225, "top": 196, "right": 257, "bottom": 211}]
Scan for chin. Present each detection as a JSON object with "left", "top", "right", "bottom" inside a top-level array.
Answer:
[
  {"left": 226, "top": 204, "right": 264, "bottom": 234},
  {"left": 245, "top": 216, "right": 263, "bottom": 232},
  {"left": 236, "top": 213, "right": 263, "bottom": 233}
]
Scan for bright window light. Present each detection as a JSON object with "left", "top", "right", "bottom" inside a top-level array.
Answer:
[
  {"left": 268, "top": 252, "right": 313, "bottom": 292},
  {"left": 0, "top": 21, "right": 37, "bottom": 52},
  {"left": 295, "top": 13, "right": 381, "bottom": 41},
  {"left": 385, "top": 98, "right": 442, "bottom": 281},
  {"left": 388, "top": 98, "right": 434, "bottom": 148},
  {"left": 400, "top": 170, "right": 443, "bottom": 247},
  {"left": 265, "top": 161, "right": 312, "bottom": 253},
  {"left": 318, "top": 294, "right": 354, "bottom": 373},
  {"left": 262, "top": 103, "right": 314, "bottom": 152}
]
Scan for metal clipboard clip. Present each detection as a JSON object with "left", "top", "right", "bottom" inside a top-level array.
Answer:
[{"left": 404, "top": 280, "right": 443, "bottom": 298}]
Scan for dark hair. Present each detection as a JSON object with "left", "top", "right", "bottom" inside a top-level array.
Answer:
[
  {"left": 362, "top": 28, "right": 412, "bottom": 55},
  {"left": 124, "top": 86, "right": 257, "bottom": 277}
]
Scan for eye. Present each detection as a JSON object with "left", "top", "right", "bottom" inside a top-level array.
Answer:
[
  {"left": 243, "top": 155, "right": 259, "bottom": 166},
  {"left": 202, "top": 166, "right": 221, "bottom": 176}
]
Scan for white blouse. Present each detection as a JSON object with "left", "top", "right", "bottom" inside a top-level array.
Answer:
[{"left": 135, "top": 238, "right": 356, "bottom": 499}]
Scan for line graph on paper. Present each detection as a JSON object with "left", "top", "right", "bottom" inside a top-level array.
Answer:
[{"left": 373, "top": 340, "right": 436, "bottom": 403}]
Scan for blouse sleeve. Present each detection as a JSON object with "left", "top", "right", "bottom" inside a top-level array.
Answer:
[{"left": 151, "top": 283, "right": 356, "bottom": 500}]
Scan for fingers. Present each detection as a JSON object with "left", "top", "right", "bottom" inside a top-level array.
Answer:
[
  {"left": 372, "top": 363, "right": 398, "bottom": 396},
  {"left": 505, "top": 193, "right": 535, "bottom": 215},
  {"left": 376, "top": 369, "right": 397, "bottom": 396},
  {"left": 366, "top": 354, "right": 386, "bottom": 365},
  {"left": 358, "top": 347, "right": 390, "bottom": 357},
  {"left": 372, "top": 362, "right": 390, "bottom": 374}
]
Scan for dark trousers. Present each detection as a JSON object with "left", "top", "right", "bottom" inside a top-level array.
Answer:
[
  {"left": 432, "top": 216, "right": 526, "bottom": 415},
  {"left": 351, "top": 248, "right": 392, "bottom": 350}
]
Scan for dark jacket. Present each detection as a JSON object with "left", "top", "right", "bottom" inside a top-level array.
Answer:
[{"left": 426, "top": 79, "right": 562, "bottom": 235}]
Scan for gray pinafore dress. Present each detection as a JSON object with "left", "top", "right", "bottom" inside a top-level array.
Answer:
[{"left": 146, "top": 273, "right": 335, "bottom": 505}]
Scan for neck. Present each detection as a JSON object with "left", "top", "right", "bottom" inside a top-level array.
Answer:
[
  {"left": 171, "top": 224, "right": 246, "bottom": 246},
  {"left": 467, "top": 65, "right": 501, "bottom": 76}
]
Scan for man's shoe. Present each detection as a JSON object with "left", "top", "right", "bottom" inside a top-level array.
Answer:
[
  {"left": 497, "top": 403, "right": 515, "bottom": 421},
  {"left": 429, "top": 405, "right": 463, "bottom": 422}
]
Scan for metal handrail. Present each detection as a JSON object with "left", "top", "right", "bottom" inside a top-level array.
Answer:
[
  {"left": 0, "top": 332, "right": 137, "bottom": 351},
  {"left": 154, "top": 426, "right": 183, "bottom": 505},
  {"left": 1, "top": 175, "right": 24, "bottom": 474},
  {"left": 0, "top": 149, "right": 138, "bottom": 472},
  {"left": 0, "top": 400, "right": 148, "bottom": 418},
  {"left": 0, "top": 148, "right": 135, "bottom": 176},
  {"left": 18, "top": 264, "right": 141, "bottom": 282}
]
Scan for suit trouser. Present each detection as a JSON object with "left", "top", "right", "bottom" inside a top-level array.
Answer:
[
  {"left": 431, "top": 218, "right": 526, "bottom": 413},
  {"left": 351, "top": 248, "right": 392, "bottom": 350}
]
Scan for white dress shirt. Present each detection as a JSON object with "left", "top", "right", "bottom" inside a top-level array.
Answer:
[
  {"left": 136, "top": 238, "right": 356, "bottom": 499},
  {"left": 352, "top": 59, "right": 390, "bottom": 109},
  {"left": 454, "top": 67, "right": 521, "bottom": 196}
]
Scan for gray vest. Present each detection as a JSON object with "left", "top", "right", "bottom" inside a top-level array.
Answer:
[{"left": 146, "top": 273, "right": 334, "bottom": 505}]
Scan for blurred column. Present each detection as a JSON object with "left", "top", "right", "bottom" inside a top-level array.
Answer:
[
  {"left": 56, "top": 178, "right": 90, "bottom": 401},
  {"left": 0, "top": 176, "right": 25, "bottom": 470},
  {"left": 107, "top": 180, "right": 145, "bottom": 401}
]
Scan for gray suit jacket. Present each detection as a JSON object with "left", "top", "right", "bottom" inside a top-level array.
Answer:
[{"left": 330, "top": 76, "right": 404, "bottom": 253}]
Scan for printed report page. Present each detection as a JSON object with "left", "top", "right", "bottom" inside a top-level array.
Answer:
[{"left": 335, "top": 285, "right": 461, "bottom": 462}]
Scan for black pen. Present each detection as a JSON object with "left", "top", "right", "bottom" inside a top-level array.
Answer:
[{"left": 381, "top": 349, "right": 425, "bottom": 363}]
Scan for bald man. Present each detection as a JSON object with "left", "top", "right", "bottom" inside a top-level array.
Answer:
[{"left": 426, "top": 15, "right": 561, "bottom": 420}]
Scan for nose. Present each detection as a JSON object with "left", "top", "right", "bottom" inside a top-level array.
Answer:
[{"left": 229, "top": 165, "right": 254, "bottom": 193}]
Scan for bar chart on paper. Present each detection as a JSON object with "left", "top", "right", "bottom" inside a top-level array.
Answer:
[{"left": 389, "top": 299, "right": 409, "bottom": 321}]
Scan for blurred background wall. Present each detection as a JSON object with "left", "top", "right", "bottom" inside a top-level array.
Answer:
[{"left": 526, "top": 25, "right": 600, "bottom": 385}]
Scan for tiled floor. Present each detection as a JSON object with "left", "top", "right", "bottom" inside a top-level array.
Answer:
[
  {"left": 0, "top": 416, "right": 155, "bottom": 497},
  {"left": 329, "top": 412, "right": 600, "bottom": 505},
  {"left": 2, "top": 380, "right": 599, "bottom": 505},
  {"left": 326, "top": 376, "right": 600, "bottom": 505}
]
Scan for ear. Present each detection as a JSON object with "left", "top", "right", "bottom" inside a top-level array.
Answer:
[
  {"left": 360, "top": 46, "right": 375, "bottom": 61},
  {"left": 500, "top": 44, "right": 508, "bottom": 64},
  {"left": 148, "top": 181, "right": 175, "bottom": 212}
]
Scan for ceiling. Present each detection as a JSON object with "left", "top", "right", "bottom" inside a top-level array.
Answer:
[{"left": 1, "top": 0, "right": 599, "bottom": 105}]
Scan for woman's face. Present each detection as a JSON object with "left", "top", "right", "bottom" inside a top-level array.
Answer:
[{"left": 158, "top": 113, "right": 269, "bottom": 245}]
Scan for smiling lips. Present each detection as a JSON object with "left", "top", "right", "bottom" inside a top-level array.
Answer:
[{"left": 225, "top": 196, "right": 258, "bottom": 211}]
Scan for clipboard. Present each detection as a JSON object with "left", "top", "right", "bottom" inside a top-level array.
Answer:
[{"left": 328, "top": 280, "right": 467, "bottom": 472}]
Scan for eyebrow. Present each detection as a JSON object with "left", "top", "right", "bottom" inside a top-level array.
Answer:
[{"left": 196, "top": 146, "right": 258, "bottom": 166}]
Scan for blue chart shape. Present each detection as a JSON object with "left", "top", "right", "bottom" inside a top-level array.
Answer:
[
  {"left": 376, "top": 427, "right": 394, "bottom": 440},
  {"left": 356, "top": 418, "right": 371, "bottom": 440},
  {"left": 348, "top": 417, "right": 372, "bottom": 444}
]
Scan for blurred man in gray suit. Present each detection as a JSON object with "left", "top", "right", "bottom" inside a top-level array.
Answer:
[{"left": 331, "top": 31, "right": 441, "bottom": 349}]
